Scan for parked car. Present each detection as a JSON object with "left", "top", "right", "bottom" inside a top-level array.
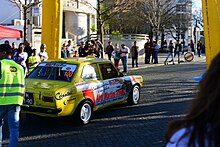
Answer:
[{"left": 22, "top": 57, "right": 143, "bottom": 125}]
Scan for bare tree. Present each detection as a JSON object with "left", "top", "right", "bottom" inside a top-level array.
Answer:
[
  {"left": 81, "top": 0, "right": 134, "bottom": 44},
  {"left": 192, "top": 8, "right": 203, "bottom": 43},
  {"left": 133, "top": 0, "right": 177, "bottom": 49},
  {"left": 8, "top": 0, "right": 41, "bottom": 42}
]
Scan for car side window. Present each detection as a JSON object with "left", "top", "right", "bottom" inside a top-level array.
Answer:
[
  {"left": 99, "top": 63, "right": 118, "bottom": 80},
  {"left": 82, "top": 64, "right": 100, "bottom": 80}
]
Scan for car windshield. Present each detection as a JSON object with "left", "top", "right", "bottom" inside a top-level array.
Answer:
[{"left": 27, "top": 62, "right": 77, "bottom": 82}]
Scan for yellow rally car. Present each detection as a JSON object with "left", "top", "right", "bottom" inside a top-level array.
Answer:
[{"left": 22, "top": 57, "right": 143, "bottom": 125}]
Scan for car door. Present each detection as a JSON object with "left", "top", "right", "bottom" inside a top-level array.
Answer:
[
  {"left": 80, "top": 63, "right": 104, "bottom": 108},
  {"left": 98, "top": 63, "right": 127, "bottom": 106}
]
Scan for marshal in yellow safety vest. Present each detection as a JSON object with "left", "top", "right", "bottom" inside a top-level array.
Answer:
[
  {"left": 0, "top": 59, "right": 25, "bottom": 105},
  {"left": 28, "top": 55, "right": 41, "bottom": 73}
]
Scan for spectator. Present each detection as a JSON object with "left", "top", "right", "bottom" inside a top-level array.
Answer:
[
  {"left": 11, "top": 42, "right": 18, "bottom": 56},
  {"left": 87, "top": 44, "right": 99, "bottom": 58},
  {"left": 197, "top": 40, "right": 203, "bottom": 57},
  {"left": 78, "top": 41, "right": 87, "bottom": 57},
  {"left": 105, "top": 41, "right": 114, "bottom": 60},
  {"left": 112, "top": 43, "right": 121, "bottom": 69},
  {"left": 144, "top": 40, "right": 151, "bottom": 64},
  {"left": 130, "top": 41, "right": 139, "bottom": 67},
  {"left": 61, "top": 42, "right": 69, "bottom": 58},
  {"left": 38, "top": 44, "right": 48, "bottom": 61},
  {"left": 174, "top": 40, "right": 182, "bottom": 64},
  {"left": 153, "top": 41, "right": 160, "bottom": 64},
  {"left": 150, "top": 41, "right": 154, "bottom": 63},
  {"left": 164, "top": 40, "right": 175, "bottom": 65},
  {"left": 66, "top": 40, "right": 74, "bottom": 57},
  {"left": 91, "top": 40, "right": 100, "bottom": 58},
  {"left": 28, "top": 49, "right": 41, "bottom": 73},
  {"left": 120, "top": 44, "right": 129, "bottom": 73},
  {"left": 4, "top": 40, "right": 10, "bottom": 46},
  {"left": 24, "top": 40, "right": 32, "bottom": 58},
  {"left": 95, "top": 39, "right": 104, "bottom": 58},
  {"left": 190, "top": 39, "right": 195, "bottom": 54},
  {"left": 13, "top": 43, "right": 28, "bottom": 75},
  {"left": 84, "top": 40, "right": 92, "bottom": 55},
  {"left": 165, "top": 52, "right": 220, "bottom": 147},
  {"left": 24, "top": 41, "right": 32, "bottom": 70},
  {"left": 0, "top": 44, "right": 25, "bottom": 147},
  {"left": 163, "top": 40, "right": 168, "bottom": 51}
]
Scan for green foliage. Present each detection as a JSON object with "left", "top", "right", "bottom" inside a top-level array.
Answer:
[
  {"left": 90, "top": 24, "right": 97, "bottom": 33},
  {"left": 110, "top": 31, "right": 122, "bottom": 40}
]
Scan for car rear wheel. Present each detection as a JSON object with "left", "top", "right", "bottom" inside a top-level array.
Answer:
[
  {"left": 74, "top": 100, "right": 93, "bottom": 125},
  {"left": 127, "top": 85, "right": 140, "bottom": 105}
]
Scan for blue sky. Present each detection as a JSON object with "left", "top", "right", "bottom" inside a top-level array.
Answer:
[{"left": 192, "top": 0, "right": 202, "bottom": 9}]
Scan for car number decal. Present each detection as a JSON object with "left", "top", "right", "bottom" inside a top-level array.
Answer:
[{"left": 64, "top": 71, "right": 74, "bottom": 78}]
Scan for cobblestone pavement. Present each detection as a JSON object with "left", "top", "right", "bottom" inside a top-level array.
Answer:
[{"left": 2, "top": 53, "right": 206, "bottom": 147}]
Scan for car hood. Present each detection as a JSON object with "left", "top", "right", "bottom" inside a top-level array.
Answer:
[{"left": 26, "top": 79, "right": 72, "bottom": 91}]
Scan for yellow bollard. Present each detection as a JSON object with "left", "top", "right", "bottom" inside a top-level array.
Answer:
[
  {"left": 41, "top": 0, "right": 63, "bottom": 60},
  {"left": 202, "top": 0, "right": 220, "bottom": 68}
]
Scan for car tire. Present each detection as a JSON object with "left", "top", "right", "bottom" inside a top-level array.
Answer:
[
  {"left": 127, "top": 85, "right": 140, "bottom": 105},
  {"left": 74, "top": 100, "right": 93, "bottom": 125}
]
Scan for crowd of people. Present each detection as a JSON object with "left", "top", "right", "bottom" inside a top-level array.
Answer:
[
  {"left": 61, "top": 39, "right": 104, "bottom": 58},
  {"left": 1, "top": 38, "right": 205, "bottom": 77},
  {"left": 2, "top": 40, "right": 48, "bottom": 76},
  {"left": 105, "top": 41, "right": 139, "bottom": 73},
  {"left": 144, "top": 39, "right": 205, "bottom": 65}
]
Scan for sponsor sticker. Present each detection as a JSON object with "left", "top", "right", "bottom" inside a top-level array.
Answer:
[{"left": 9, "top": 66, "right": 17, "bottom": 72}]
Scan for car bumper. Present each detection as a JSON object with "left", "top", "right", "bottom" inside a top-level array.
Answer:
[{"left": 22, "top": 105, "right": 62, "bottom": 115}]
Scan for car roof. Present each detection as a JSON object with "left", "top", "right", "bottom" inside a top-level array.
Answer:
[{"left": 44, "top": 57, "right": 112, "bottom": 65}]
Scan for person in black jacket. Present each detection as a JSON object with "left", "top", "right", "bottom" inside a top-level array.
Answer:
[
  {"left": 174, "top": 41, "right": 182, "bottom": 64},
  {"left": 164, "top": 40, "right": 175, "bottom": 65},
  {"left": 78, "top": 41, "right": 87, "bottom": 57}
]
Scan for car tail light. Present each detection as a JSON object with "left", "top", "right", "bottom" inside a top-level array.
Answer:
[{"left": 42, "top": 96, "right": 54, "bottom": 102}]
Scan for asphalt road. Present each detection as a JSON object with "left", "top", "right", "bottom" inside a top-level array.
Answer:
[{"left": 2, "top": 60, "right": 206, "bottom": 147}]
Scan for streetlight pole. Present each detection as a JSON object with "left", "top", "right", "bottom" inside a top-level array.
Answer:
[
  {"left": 97, "top": 0, "right": 104, "bottom": 58},
  {"left": 23, "top": 0, "right": 27, "bottom": 42}
]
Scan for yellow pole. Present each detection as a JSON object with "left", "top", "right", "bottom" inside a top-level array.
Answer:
[
  {"left": 202, "top": 0, "right": 220, "bottom": 68},
  {"left": 41, "top": 0, "right": 63, "bottom": 60}
]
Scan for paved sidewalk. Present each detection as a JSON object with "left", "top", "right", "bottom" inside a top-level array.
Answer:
[{"left": 115, "top": 53, "right": 206, "bottom": 72}]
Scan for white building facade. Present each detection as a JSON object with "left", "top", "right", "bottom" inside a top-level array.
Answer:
[{"left": 0, "top": 0, "right": 97, "bottom": 49}]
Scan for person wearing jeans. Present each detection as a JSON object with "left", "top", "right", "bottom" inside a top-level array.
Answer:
[
  {"left": 153, "top": 41, "right": 160, "bottom": 64},
  {"left": 112, "top": 43, "right": 121, "bottom": 69},
  {"left": 164, "top": 40, "right": 175, "bottom": 65},
  {"left": 0, "top": 44, "right": 25, "bottom": 147},
  {"left": 120, "top": 44, "right": 129, "bottom": 73},
  {"left": 0, "top": 105, "right": 20, "bottom": 147}
]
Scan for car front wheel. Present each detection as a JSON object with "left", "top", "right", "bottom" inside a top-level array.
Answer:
[
  {"left": 74, "top": 100, "right": 93, "bottom": 125},
  {"left": 127, "top": 85, "right": 140, "bottom": 105}
]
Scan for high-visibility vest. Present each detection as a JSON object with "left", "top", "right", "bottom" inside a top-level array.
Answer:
[
  {"left": 28, "top": 55, "right": 40, "bottom": 70},
  {"left": 0, "top": 59, "right": 25, "bottom": 105}
]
